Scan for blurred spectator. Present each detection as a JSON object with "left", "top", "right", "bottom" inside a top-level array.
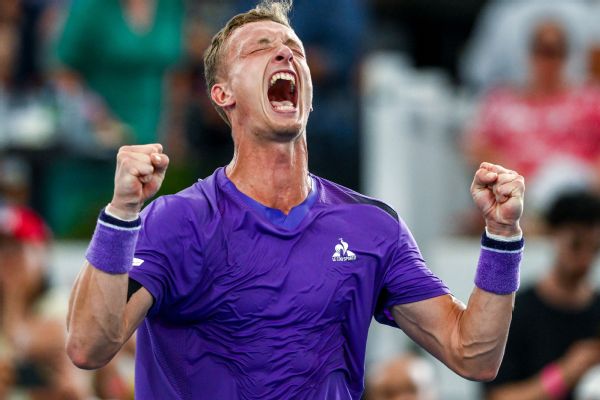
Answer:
[
  {"left": 43, "top": 0, "right": 186, "bottom": 237},
  {"left": 484, "top": 191, "right": 600, "bottom": 400},
  {"left": 462, "top": 0, "right": 590, "bottom": 92},
  {"left": 586, "top": 3, "right": 600, "bottom": 87},
  {"left": 365, "top": 353, "right": 437, "bottom": 400},
  {"left": 235, "top": 0, "right": 367, "bottom": 189},
  {"left": 55, "top": 0, "right": 185, "bottom": 146},
  {"left": 464, "top": 19, "right": 600, "bottom": 221},
  {"left": 0, "top": 199, "right": 135, "bottom": 399},
  {"left": 165, "top": 13, "right": 233, "bottom": 177},
  {"left": 0, "top": 201, "right": 87, "bottom": 399},
  {"left": 576, "top": 364, "right": 600, "bottom": 399}
]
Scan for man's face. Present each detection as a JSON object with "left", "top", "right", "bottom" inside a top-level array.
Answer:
[
  {"left": 554, "top": 224, "right": 600, "bottom": 282},
  {"left": 218, "top": 21, "right": 313, "bottom": 141},
  {"left": 529, "top": 22, "right": 567, "bottom": 86}
]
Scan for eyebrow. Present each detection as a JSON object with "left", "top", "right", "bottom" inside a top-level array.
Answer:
[
  {"left": 249, "top": 36, "right": 303, "bottom": 51},
  {"left": 284, "top": 38, "right": 303, "bottom": 50}
]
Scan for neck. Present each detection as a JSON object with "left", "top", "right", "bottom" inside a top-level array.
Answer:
[
  {"left": 537, "top": 266, "right": 592, "bottom": 310},
  {"left": 527, "top": 78, "right": 565, "bottom": 98},
  {"left": 225, "top": 132, "right": 310, "bottom": 214}
]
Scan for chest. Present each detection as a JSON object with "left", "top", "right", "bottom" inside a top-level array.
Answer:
[
  {"left": 519, "top": 304, "right": 600, "bottom": 368},
  {"left": 91, "top": 0, "right": 181, "bottom": 68},
  {"left": 174, "top": 217, "right": 389, "bottom": 326}
]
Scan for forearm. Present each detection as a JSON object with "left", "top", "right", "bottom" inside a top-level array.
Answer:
[
  {"left": 487, "top": 360, "right": 581, "bottom": 400},
  {"left": 66, "top": 262, "right": 129, "bottom": 369},
  {"left": 449, "top": 221, "right": 523, "bottom": 378},
  {"left": 67, "top": 144, "right": 167, "bottom": 369},
  {"left": 453, "top": 288, "right": 514, "bottom": 380}
]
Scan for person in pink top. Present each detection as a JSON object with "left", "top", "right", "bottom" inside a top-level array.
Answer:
[{"left": 466, "top": 19, "right": 600, "bottom": 216}]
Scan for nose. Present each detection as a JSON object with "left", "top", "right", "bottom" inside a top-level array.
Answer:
[{"left": 274, "top": 45, "right": 294, "bottom": 63}]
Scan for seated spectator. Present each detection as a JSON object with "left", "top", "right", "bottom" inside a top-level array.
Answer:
[
  {"left": 465, "top": 19, "right": 600, "bottom": 219},
  {"left": 483, "top": 191, "right": 600, "bottom": 400},
  {"left": 366, "top": 353, "right": 438, "bottom": 400},
  {"left": 461, "top": 0, "right": 590, "bottom": 92}
]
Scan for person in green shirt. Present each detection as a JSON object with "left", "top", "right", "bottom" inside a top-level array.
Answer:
[
  {"left": 47, "top": 0, "right": 183, "bottom": 238},
  {"left": 56, "top": 0, "right": 184, "bottom": 144}
]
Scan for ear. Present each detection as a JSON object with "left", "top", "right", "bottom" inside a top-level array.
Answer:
[{"left": 211, "top": 83, "right": 235, "bottom": 109}]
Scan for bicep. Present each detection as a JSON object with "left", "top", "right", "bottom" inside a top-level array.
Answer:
[
  {"left": 123, "top": 281, "right": 153, "bottom": 340},
  {"left": 392, "top": 294, "right": 465, "bottom": 363}
]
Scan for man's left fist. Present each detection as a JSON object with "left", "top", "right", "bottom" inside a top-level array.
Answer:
[{"left": 471, "top": 162, "right": 525, "bottom": 237}]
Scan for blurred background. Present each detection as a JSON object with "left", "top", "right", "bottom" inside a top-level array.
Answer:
[{"left": 1, "top": 0, "right": 600, "bottom": 398}]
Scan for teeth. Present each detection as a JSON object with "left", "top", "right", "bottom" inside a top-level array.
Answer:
[
  {"left": 273, "top": 105, "right": 295, "bottom": 111},
  {"left": 269, "top": 72, "right": 296, "bottom": 87},
  {"left": 270, "top": 100, "right": 296, "bottom": 111}
]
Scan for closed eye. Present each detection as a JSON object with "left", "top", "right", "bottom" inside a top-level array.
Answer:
[
  {"left": 292, "top": 49, "right": 305, "bottom": 57},
  {"left": 250, "top": 47, "right": 268, "bottom": 54}
]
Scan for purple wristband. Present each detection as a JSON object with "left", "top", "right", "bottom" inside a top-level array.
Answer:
[
  {"left": 474, "top": 232, "right": 524, "bottom": 295},
  {"left": 85, "top": 208, "right": 141, "bottom": 274}
]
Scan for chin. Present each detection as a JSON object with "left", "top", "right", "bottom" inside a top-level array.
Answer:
[{"left": 267, "top": 121, "right": 304, "bottom": 142}]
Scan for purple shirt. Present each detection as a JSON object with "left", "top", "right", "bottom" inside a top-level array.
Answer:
[{"left": 129, "top": 168, "right": 449, "bottom": 399}]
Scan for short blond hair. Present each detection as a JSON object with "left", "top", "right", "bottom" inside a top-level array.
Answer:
[{"left": 204, "top": 0, "right": 293, "bottom": 126}]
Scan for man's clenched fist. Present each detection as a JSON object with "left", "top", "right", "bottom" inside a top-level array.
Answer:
[
  {"left": 471, "top": 162, "right": 525, "bottom": 237},
  {"left": 109, "top": 144, "right": 169, "bottom": 220}
]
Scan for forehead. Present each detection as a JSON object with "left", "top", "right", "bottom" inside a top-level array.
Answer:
[
  {"left": 227, "top": 20, "right": 303, "bottom": 53},
  {"left": 532, "top": 23, "right": 566, "bottom": 43}
]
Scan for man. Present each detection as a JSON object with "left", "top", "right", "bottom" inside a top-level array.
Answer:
[
  {"left": 484, "top": 191, "right": 600, "bottom": 400},
  {"left": 366, "top": 353, "right": 438, "bottom": 400},
  {"left": 66, "top": 1, "right": 526, "bottom": 399}
]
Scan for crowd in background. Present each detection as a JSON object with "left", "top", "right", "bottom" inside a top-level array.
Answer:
[{"left": 1, "top": 0, "right": 600, "bottom": 398}]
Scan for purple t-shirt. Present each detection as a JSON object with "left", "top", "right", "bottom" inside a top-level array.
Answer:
[{"left": 129, "top": 168, "right": 449, "bottom": 399}]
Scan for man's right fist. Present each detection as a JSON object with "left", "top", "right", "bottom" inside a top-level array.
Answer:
[{"left": 109, "top": 144, "right": 169, "bottom": 220}]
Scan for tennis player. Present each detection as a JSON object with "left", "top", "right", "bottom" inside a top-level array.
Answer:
[{"left": 66, "top": 1, "right": 525, "bottom": 398}]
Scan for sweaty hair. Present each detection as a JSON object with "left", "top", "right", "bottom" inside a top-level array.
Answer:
[
  {"left": 545, "top": 190, "right": 600, "bottom": 229},
  {"left": 203, "top": 0, "right": 293, "bottom": 126}
]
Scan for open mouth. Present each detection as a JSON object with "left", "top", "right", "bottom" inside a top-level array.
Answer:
[{"left": 267, "top": 71, "right": 298, "bottom": 112}]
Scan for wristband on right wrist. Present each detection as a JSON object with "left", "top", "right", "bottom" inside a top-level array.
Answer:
[
  {"left": 85, "top": 207, "right": 141, "bottom": 275},
  {"left": 474, "top": 231, "right": 524, "bottom": 294}
]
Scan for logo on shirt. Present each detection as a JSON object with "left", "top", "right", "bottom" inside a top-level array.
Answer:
[
  {"left": 132, "top": 257, "right": 144, "bottom": 267},
  {"left": 332, "top": 238, "right": 357, "bottom": 262}
]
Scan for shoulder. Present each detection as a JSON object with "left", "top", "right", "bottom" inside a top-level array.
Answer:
[
  {"left": 315, "top": 175, "right": 399, "bottom": 223},
  {"left": 567, "top": 84, "right": 600, "bottom": 105},
  {"left": 480, "top": 85, "right": 521, "bottom": 107},
  {"left": 141, "top": 171, "right": 221, "bottom": 230}
]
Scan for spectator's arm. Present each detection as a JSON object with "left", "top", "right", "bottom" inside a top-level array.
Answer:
[{"left": 487, "top": 339, "right": 600, "bottom": 400}]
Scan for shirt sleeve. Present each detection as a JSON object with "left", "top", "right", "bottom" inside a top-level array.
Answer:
[
  {"left": 374, "top": 218, "right": 450, "bottom": 328},
  {"left": 129, "top": 195, "right": 203, "bottom": 317}
]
